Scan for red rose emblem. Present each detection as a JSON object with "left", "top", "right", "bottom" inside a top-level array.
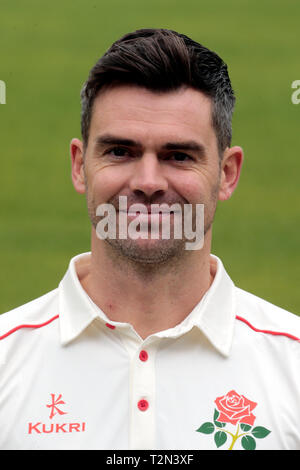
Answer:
[{"left": 215, "top": 390, "right": 257, "bottom": 426}]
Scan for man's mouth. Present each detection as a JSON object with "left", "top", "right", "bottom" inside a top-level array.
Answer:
[
  {"left": 118, "top": 205, "right": 180, "bottom": 215},
  {"left": 118, "top": 209, "right": 178, "bottom": 221}
]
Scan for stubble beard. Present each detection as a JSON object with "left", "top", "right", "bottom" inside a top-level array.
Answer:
[
  {"left": 87, "top": 197, "right": 186, "bottom": 266},
  {"left": 86, "top": 201, "right": 218, "bottom": 271},
  {"left": 84, "top": 176, "right": 220, "bottom": 270}
]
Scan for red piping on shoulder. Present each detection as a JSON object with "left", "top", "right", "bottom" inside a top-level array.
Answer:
[
  {"left": 0, "top": 314, "right": 59, "bottom": 341},
  {"left": 1, "top": 313, "right": 299, "bottom": 343},
  {"left": 236, "top": 315, "right": 300, "bottom": 342}
]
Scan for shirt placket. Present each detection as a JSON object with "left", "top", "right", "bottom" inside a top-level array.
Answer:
[
  {"left": 115, "top": 326, "right": 160, "bottom": 449},
  {"left": 130, "top": 337, "right": 161, "bottom": 449}
]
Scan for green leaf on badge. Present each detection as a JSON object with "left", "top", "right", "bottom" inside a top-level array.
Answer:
[
  {"left": 196, "top": 422, "right": 215, "bottom": 434},
  {"left": 241, "top": 435, "right": 256, "bottom": 450},
  {"left": 213, "top": 409, "right": 226, "bottom": 428},
  {"left": 240, "top": 423, "right": 252, "bottom": 432},
  {"left": 251, "top": 426, "right": 271, "bottom": 439},
  {"left": 214, "top": 431, "right": 227, "bottom": 448}
]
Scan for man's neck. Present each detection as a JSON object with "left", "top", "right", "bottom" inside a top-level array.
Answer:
[{"left": 78, "top": 235, "right": 215, "bottom": 339}]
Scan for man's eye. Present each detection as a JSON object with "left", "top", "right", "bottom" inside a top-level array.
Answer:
[
  {"left": 107, "top": 147, "right": 130, "bottom": 157},
  {"left": 168, "top": 152, "right": 192, "bottom": 162}
]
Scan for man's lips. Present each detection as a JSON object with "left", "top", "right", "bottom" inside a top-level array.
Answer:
[
  {"left": 117, "top": 210, "right": 178, "bottom": 219},
  {"left": 118, "top": 210, "right": 177, "bottom": 214},
  {"left": 114, "top": 202, "right": 182, "bottom": 224},
  {"left": 117, "top": 205, "right": 181, "bottom": 215}
]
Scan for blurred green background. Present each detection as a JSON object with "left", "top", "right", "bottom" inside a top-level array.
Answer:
[{"left": 0, "top": 0, "right": 299, "bottom": 315}]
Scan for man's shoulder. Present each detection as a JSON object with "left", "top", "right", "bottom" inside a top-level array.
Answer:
[
  {"left": 0, "top": 289, "right": 59, "bottom": 341},
  {"left": 235, "top": 286, "right": 300, "bottom": 341}
]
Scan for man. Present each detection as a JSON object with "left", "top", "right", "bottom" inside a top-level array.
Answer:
[{"left": 0, "top": 29, "right": 300, "bottom": 451}]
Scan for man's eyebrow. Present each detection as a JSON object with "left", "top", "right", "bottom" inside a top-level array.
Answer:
[
  {"left": 94, "top": 134, "right": 141, "bottom": 149},
  {"left": 162, "top": 141, "right": 206, "bottom": 154},
  {"left": 94, "top": 134, "right": 206, "bottom": 155}
]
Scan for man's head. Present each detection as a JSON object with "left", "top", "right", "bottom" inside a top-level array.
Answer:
[
  {"left": 80, "top": 28, "right": 235, "bottom": 157},
  {"left": 71, "top": 29, "right": 243, "bottom": 266}
]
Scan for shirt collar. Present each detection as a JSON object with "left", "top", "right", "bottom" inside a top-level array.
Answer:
[
  {"left": 58, "top": 252, "right": 101, "bottom": 346},
  {"left": 194, "top": 255, "right": 236, "bottom": 356},
  {"left": 58, "top": 252, "right": 236, "bottom": 356}
]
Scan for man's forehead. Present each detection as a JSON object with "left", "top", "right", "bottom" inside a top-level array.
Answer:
[
  {"left": 89, "top": 84, "right": 215, "bottom": 145},
  {"left": 92, "top": 84, "right": 212, "bottom": 115}
]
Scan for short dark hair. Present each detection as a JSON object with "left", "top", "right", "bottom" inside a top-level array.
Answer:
[{"left": 80, "top": 28, "right": 235, "bottom": 155}]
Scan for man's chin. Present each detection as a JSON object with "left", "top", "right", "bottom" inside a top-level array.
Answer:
[{"left": 104, "top": 237, "right": 186, "bottom": 265}]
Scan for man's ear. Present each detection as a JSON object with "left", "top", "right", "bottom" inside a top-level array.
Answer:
[
  {"left": 218, "top": 146, "right": 244, "bottom": 201},
  {"left": 70, "top": 138, "right": 86, "bottom": 194}
]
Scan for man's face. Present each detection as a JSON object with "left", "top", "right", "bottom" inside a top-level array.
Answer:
[{"left": 71, "top": 84, "right": 240, "bottom": 264}]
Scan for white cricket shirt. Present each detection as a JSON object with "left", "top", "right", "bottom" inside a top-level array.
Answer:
[{"left": 0, "top": 252, "right": 300, "bottom": 450}]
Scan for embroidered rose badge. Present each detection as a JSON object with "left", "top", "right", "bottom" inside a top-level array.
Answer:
[{"left": 196, "top": 390, "right": 271, "bottom": 450}]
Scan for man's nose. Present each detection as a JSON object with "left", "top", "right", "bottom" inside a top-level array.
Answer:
[{"left": 129, "top": 152, "right": 168, "bottom": 198}]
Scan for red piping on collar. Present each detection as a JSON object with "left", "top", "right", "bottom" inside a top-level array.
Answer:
[{"left": 236, "top": 315, "right": 300, "bottom": 342}]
